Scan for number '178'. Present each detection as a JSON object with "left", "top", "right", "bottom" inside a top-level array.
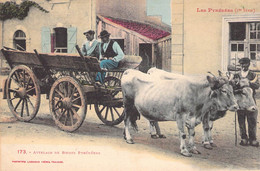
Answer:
[{"left": 18, "top": 150, "right": 27, "bottom": 154}]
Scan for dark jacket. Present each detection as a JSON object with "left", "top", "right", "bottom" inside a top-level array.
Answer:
[{"left": 101, "top": 40, "right": 117, "bottom": 58}]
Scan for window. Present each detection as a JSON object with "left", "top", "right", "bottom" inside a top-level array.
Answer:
[
  {"left": 250, "top": 23, "right": 260, "bottom": 39},
  {"left": 229, "top": 22, "right": 260, "bottom": 69},
  {"left": 42, "top": 27, "right": 76, "bottom": 53},
  {"left": 13, "top": 30, "right": 26, "bottom": 51},
  {"left": 53, "top": 27, "right": 67, "bottom": 53},
  {"left": 230, "top": 23, "right": 246, "bottom": 41},
  {"left": 249, "top": 23, "right": 260, "bottom": 62}
]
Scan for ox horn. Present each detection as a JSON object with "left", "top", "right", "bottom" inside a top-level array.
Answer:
[
  {"left": 207, "top": 71, "right": 216, "bottom": 78},
  {"left": 226, "top": 71, "right": 231, "bottom": 79},
  {"left": 218, "top": 70, "right": 223, "bottom": 77}
]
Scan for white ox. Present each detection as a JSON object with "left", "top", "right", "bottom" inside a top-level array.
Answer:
[
  {"left": 147, "top": 68, "right": 257, "bottom": 149},
  {"left": 121, "top": 69, "right": 238, "bottom": 157}
]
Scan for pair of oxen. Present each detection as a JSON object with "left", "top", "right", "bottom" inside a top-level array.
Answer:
[{"left": 121, "top": 68, "right": 257, "bottom": 157}]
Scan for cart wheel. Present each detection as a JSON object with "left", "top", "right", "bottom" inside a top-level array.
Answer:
[
  {"left": 95, "top": 76, "right": 124, "bottom": 126},
  {"left": 49, "top": 77, "right": 87, "bottom": 132},
  {"left": 6, "top": 65, "right": 41, "bottom": 121}
]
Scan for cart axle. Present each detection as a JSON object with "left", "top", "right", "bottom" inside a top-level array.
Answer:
[
  {"left": 16, "top": 87, "right": 27, "bottom": 99},
  {"left": 61, "top": 97, "right": 73, "bottom": 109}
]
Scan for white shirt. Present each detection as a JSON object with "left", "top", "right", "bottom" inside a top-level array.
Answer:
[
  {"left": 99, "top": 40, "right": 124, "bottom": 62},
  {"left": 88, "top": 39, "right": 94, "bottom": 47},
  {"left": 241, "top": 70, "right": 249, "bottom": 78}
]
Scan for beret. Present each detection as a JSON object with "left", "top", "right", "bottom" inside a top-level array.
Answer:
[
  {"left": 83, "top": 30, "right": 95, "bottom": 35},
  {"left": 238, "top": 57, "right": 250, "bottom": 64}
]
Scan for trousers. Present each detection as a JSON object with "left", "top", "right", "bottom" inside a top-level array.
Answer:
[
  {"left": 96, "top": 59, "right": 118, "bottom": 83},
  {"left": 237, "top": 109, "right": 258, "bottom": 141}
]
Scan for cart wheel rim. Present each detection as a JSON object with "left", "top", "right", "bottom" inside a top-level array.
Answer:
[
  {"left": 49, "top": 77, "right": 87, "bottom": 132},
  {"left": 95, "top": 105, "right": 125, "bottom": 126},
  {"left": 95, "top": 76, "right": 124, "bottom": 126},
  {"left": 6, "top": 65, "right": 40, "bottom": 121}
]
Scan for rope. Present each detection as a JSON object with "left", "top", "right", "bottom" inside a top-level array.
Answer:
[
  {"left": 234, "top": 53, "right": 238, "bottom": 146},
  {"left": 235, "top": 111, "right": 237, "bottom": 146}
]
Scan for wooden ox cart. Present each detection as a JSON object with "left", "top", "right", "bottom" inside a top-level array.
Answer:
[{"left": 1, "top": 46, "right": 141, "bottom": 132}]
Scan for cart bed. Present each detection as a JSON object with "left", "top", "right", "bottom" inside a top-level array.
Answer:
[{"left": 1, "top": 49, "right": 101, "bottom": 72}]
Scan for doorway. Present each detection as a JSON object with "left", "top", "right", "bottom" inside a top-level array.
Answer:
[{"left": 139, "top": 43, "right": 152, "bottom": 72}]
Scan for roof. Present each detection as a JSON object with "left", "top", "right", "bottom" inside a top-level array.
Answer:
[{"left": 104, "top": 17, "right": 171, "bottom": 40}]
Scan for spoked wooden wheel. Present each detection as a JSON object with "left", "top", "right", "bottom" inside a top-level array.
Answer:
[
  {"left": 49, "top": 77, "right": 87, "bottom": 132},
  {"left": 95, "top": 76, "right": 124, "bottom": 126},
  {"left": 6, "top": 65, "right": 41, "bottom": 121}
]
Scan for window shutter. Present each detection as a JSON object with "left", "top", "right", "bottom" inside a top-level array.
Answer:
[
  {"left": 51, "top": 33, "right": 55, "bottom": 53},
  {"left": 41, "top": 27, "right": 51, "bottom": 53},
  {"left": 67, "top": 27, "right": 77, "bottom": 53}
]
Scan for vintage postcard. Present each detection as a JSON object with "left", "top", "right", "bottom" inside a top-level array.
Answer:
[{"left": 0, "top": 0, "right": 260, "bottom": 170}]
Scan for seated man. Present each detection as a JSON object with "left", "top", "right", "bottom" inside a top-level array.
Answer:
[
  {"left": 96, "top": 30, "right": 124, "bottom": 83},
  {"left": 81, "top": 30, "right": 100, "bottom": 58}
]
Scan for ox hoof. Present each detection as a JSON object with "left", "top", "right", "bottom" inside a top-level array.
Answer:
[
  {"left": 158, "top": 134, "right": 166, "bottom": 139},
  {"left": 151, "top": 134, "right": 158, "bottom": 139},
  {"left": 181, "top": 150, "right": 192, "bottom": 157},
  {"left": 126, "top": 139, "right": 134, "bottom": 144},
  {"left": 203, "top": 144, "right": 213, "bottom": 150},
  {"left": 190, "top": 149, "right": 201, "bottom": 154},
  {"left": 210, "top": 143, "right": 217, "bottom": 147}
]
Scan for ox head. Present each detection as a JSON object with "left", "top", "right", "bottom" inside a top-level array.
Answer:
[
  {"left": 231, "top": 76, "right": 257, "bottom": 112},
  {"left": 207, "top": 74, "right": 238, "bottom": 112}
]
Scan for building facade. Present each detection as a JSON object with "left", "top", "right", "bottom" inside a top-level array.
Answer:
[
  {"left": 1, "top": 0, "right": 171, "bottom": 72},
  {"left": 171, "top": 0, "right": 260, "bottom": 74},
  {"left": 1, "top": 0, "right": 96, "bottom": 54}
]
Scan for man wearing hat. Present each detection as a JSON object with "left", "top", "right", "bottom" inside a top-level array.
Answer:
[
  {"left": 81, "top": 30, "right": 100, "bottom": 58},
  {"left": 96, "top": 30, "right": 124, "bottom": 83},
  {"left": 237, "top": 57, "right": 259, "bottom": 147}
]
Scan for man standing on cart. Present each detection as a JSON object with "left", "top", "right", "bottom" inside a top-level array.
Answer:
[
  {"left": 81, "top": 30, "right": 100, "bottom": 58},
  {"left": 96, "top": 30, "right": 125, "bottom": 83}
]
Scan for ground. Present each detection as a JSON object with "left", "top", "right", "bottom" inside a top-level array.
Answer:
[{"left": 0, "top": 75, "right": 260, "bottom": 171}]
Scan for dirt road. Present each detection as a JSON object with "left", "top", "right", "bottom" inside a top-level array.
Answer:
[{"left": 1, "top": 79, "right": 260, "bottom": 170}]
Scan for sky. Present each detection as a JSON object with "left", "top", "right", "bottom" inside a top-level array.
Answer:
[{"left": 146, "top": 0, "right": 171, "bottom": 26}]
